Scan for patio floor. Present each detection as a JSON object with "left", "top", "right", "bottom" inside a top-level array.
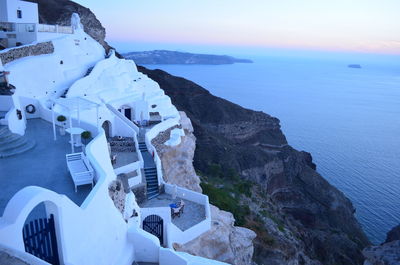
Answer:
[
  {"left": 139, "top": 193, "right": 206, "bottom": 231},
  {"left": 112, "top": 151, "right": 139, "bottom": 169},
  {"left": 0, "top": 118, "right": 92, "bottom": 216}
]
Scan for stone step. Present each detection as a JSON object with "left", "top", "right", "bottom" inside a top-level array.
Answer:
[
  {"left": 0, "top": 125, "right": 36, "bottom": 158},
  {"left": 144, "top": 170, "right": 157, "bottom": 175},
  {"left": 146, "top": 177, "right": 158, "bottom": 183},
  {"left": 0, "top": 126, "right": 10, "bottom": 136},
  {"left": 145, "top": 177, "right": 157, "bottom": 182},
  {"left": 0, "top": 132, "right": 20, "bottom": 144},
  {"left": 0, "top": 136, "right": 29, "bottom": 152},
  {"left": 147, "top": 190, "right": 159, "bottom": 199},
  {"left": 147, "top": 186, "right": 158, "bottom": 192},
  {"left": 147, "top": 181, "right": 158, "bottom": 187},
  {"left": 0, "top": 140, "right": 35, "bottom": 158}
]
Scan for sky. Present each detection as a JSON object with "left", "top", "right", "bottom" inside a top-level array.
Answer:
[{"left": 74, "top": 0, "right": 400, "bottom": 55}]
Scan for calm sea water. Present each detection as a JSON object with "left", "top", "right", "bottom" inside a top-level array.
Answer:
[{"left": 143, "top": 53, "right": 400, "bottom": 244}]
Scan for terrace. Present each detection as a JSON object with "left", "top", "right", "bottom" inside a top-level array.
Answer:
[
  {"left": 108, "top": 136, "right": 139, "bottom": 169},
  {"left": 139, "top": 193, "right": 206, "bottom": 231},
  {"left": 0, "top": 118, "right": 91, "bottom": 216}
]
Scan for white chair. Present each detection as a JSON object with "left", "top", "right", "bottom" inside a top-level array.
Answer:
[{"left": 66, "top": 152, "right": 95, "bottom": 192}]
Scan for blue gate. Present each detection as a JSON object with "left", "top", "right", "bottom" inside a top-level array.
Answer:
[
  {"left": 143, "top": 214, "right": 164, "bottom": 245},
  {"left": 22, "top": 214, "right": 60, "bottom": 265}
]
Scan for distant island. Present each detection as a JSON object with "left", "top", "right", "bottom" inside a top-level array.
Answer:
[
  {"left": 348, "top": 64, "right": 362, "bottom": 69},
  {"left": 122, "top": 50, "right": 253, "bottom": 65}
]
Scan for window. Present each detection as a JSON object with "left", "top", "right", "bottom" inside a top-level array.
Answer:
[{"left": 17, "top": 10, "right": 22, "bottom": 19}]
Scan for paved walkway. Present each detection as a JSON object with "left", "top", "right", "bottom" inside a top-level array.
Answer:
[
  {"left": 0, "top": 119, "right": 91, "bottom": 216},
  {"left": 139, "top": 193, "right": 206, "bottom": 231}
]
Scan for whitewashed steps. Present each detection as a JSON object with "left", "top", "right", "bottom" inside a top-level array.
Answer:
[{"left": 0, "top": 126, "right": 35, "bottom": 158}]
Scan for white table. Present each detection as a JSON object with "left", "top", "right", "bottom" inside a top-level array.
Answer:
[{"left": 66, "top": 127, "right": 85, "bottom": 147}]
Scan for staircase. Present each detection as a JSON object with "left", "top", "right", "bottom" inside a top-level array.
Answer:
[
  {"left": 0, "top": 125, "right": 35, "bottom": 158},
  {"left": 138, "top": 140, "right": 159, "bottom": 200},
  {"left": 138, "top": 141, "right": 147, "bottom": 152},
  {"left": 144, "top": 167, "right": 159, "bottom": 199}
]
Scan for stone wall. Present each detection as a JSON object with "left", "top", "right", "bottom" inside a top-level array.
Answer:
[
  {"left": 0, "top": 41, "right": 54, "bottom": 65},
  {"left": 132, "top": 184, "right": 146, "bottom": 204}
]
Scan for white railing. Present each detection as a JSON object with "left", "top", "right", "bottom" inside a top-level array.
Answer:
[{"left": 38, "top": 24, "right": 73, "bottom": 34}]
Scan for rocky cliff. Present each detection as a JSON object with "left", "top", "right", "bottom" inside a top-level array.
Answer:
[
  {"left": 152, "top": 112, "right": 256, "bottom": 265},
  {"left": 138, "top": 67, "right": 370, "bottom": 265},
  {"left": 42, "top": 1, "right": 372, "bottom": 264}
]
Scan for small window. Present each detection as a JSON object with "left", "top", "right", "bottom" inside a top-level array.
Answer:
[{"left": 17, "top": 10, "right": 22, "bottom": 19}]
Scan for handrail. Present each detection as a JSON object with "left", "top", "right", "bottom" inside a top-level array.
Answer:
[
  {"left": 105, "top": 103, "right": 139, "bottom": 133},
  {"left": 38, "top": 24, "right": 73, "bottom": 34}
]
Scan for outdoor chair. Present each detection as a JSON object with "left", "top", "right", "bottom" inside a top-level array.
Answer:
[
  {"left": 170, "top": 199, "right": 185, "bottom": 218},
  {"left": 66, "top": 152, "right": 95, "bottom": 192}
]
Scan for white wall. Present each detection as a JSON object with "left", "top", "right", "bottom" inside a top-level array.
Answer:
[
  {"left": 5, "top": 0, "right": 38, "bottom": 23},
  {"left": 159, "top": 248, "right": 187, "bottom": 265},
  {"left": 128, "top": 226, "right": 160, "bottom": 263},
  {"left": 5, "top": 31, "right": 105, "bottom": 101}
]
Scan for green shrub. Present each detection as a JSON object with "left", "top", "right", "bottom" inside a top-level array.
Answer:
[
  {"left": 81, "top": 131, "right": 91, "bottom": 139},
  {"left": 57, "top": 115, "right": 66, "bottom": 122},
  {"left": 234, "top": 181, "right": 252, "bottom": 197},
  {"left": 201, "top": 182, "right": 249, "bottom": 226}
]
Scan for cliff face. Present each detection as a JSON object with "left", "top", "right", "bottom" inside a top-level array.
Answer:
[
  {"left": 153, "top": 112, "right": 256, "bottom": 265},
  {"left": 138, "top": 67, "right": 370, "bottom": 265}
]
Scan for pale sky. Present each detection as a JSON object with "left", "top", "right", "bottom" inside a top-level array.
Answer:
[{"left": 74, "top": 0, "right": 400, "bottom": 54}]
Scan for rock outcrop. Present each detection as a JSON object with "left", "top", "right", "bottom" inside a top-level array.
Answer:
[
  {"left": 385, "top": 225, "right": 400, "bottom": 243},
  {"left": 152, "top": 112, "right": 202, "bottom": 192},
  {"left": 363, "top": 225, "right": 400, "bottom": 265},
  {"left": 363, "top": 241, "right": 400, "bottom": 265},
  {"left": 175, "top": 205, "right": 256, "bottom": 265}
]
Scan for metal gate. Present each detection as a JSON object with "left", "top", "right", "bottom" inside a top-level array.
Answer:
[
  {"left": 22, "top": 214, "right": 60, "bottom": 265},
  {"left": 143, "top": 214, "right": 164, "bottom": 245}
]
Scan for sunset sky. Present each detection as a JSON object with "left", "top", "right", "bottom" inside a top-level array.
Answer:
[{"left": 75, "top": 0, "right": 400, "bottom": 55}]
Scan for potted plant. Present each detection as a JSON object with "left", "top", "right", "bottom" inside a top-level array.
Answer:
[
  {"left": 57, "top": 115, "right": 67, "bottom": 135},
  {"left": 81, "top": 130, "right": 91, "bottom": 145}
]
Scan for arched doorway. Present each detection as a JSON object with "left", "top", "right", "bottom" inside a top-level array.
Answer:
[
  {"left": 102, "top": 121, "right": 111, "bottom": 138},
  {"left": 143, "top": 214, "right": 164, "bottom": 245},
  {"left": 118, "top": 105, "right": 132, "bottom": 121},
  {"left": 22, "top": 203, "right": 60, "bottom": 265}
]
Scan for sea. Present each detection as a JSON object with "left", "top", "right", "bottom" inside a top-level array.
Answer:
[{"left": 142, "top": 51, "right": 400, "bottom": 244}]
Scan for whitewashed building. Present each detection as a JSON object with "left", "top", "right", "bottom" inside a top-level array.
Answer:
[
  {"left": 0, "top": 11, "right": 227, "bottom": 265},
  {"left": 0, "top": 0, "right": 73, "bottom": 49}
]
